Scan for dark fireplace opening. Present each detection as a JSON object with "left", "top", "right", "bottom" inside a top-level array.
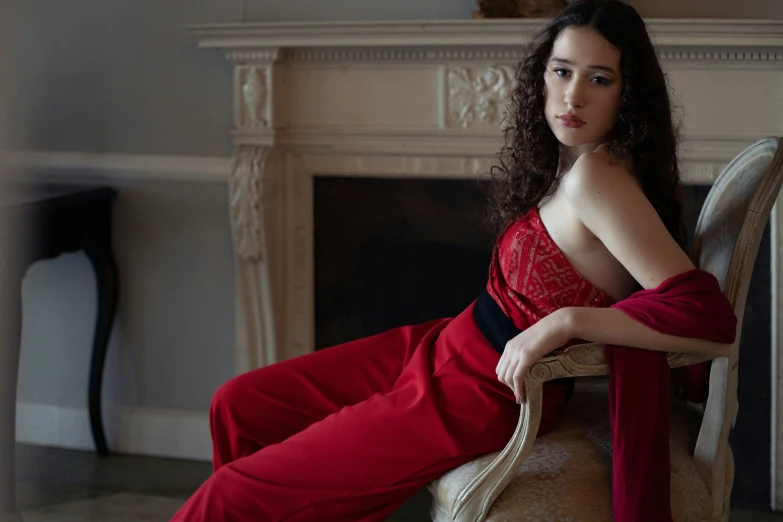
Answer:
[
  {"left": 313, "top": 179, "right": 770, "bottom": 509},
  {"left": 314, "top": 177, "right": 496, "bottom": 348}
]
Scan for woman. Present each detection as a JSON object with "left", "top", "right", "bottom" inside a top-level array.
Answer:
[{"left": 172, "top": 1, "right": 736, "bottom": 521}]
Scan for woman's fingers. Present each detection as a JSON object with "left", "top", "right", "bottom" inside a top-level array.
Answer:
[
  {"left": 513, "top": 364, "right": 526, "bottom": 403},
  {"left": 496, "top": 352, "right": 508, "bottom": 380},
  {"left": 496, "top": 340, "right": 515, "bottom": 375},
  {"left": 497, "top": 342, "right": 531, "bottom": 403},
  {"left": 501, "top": 357, "right": 524, "bottom": 403},
  {"left": 501, "top": 359, "right": 514, "bottom": 391}
]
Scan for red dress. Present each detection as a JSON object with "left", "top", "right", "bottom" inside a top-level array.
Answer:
[
  {"left": 171, "top": 206, "right": 667, "bottom": 522},
  {"left": 487, "top": 205, "right": 616, "bottom": 432}
]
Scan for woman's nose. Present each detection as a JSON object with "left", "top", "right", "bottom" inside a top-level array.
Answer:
[{"left": 564, "top": 82, "right": 585, "bottom": 109}]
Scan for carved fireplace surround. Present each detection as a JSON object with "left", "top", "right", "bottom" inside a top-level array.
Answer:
[{"left": 186, "top": 18, "right": 783, "bottom": 505}]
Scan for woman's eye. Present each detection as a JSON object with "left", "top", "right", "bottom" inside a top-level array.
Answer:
[
  {"left": 553, "top": 68, "right": 569, "bottom": 77},
  {"left": 592, "top": 76, "right": 610, "bottom": 85}
]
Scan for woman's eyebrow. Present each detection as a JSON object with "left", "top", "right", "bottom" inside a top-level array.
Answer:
[{"left": 550, "top": 57, "right": 617, "bottom": 74}]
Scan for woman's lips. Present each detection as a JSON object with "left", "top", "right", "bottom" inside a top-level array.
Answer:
[{"left": 559, "top": 115, "right": 585, "bottom": 128}]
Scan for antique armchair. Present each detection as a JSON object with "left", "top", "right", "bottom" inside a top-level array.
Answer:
[{"left": 429, "top": 136, "right": 783, "bottom": 522}]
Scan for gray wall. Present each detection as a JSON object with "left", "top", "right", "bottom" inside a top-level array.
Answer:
[
  {"left": 243, "top": 0, "right": 783, "bottom": 21},
  {"left": 15, "top": 1, "right": 242, "bottom": 414},
  {"left": 19, "top": 0, "right": 240, "bottom": 156},
  {"left": 14, "top": 0, "right": 783, "bottom": 425},
  {"left": 0, "top": 1, "right": 28, "bottom": 150},
  {"left": 628, "top": 0, "right": 783, "bottom": 19}
]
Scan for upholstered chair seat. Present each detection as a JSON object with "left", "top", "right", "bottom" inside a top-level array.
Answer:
[{"left": 430, "top": 380, "right": 710, "bottom": 521}]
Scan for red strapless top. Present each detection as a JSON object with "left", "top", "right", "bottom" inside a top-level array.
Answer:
[
  {"left": 487, "top": 205, "right": 616, "bottom": 332},
  {"left": 484, "top": 206, "right": 620, "bottom": 433}
]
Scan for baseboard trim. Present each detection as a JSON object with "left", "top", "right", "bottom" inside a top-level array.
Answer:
[{"left": 15, "top": 402, "right": 212, "bottom": 462}]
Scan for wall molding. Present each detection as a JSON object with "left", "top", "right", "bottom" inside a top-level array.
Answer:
[
  {"left": 242, "top": 47, "right": 783, "bottom": 68},
  {"left": 0, "top": 151, "right": 231, "bottom": 183},
  {"left": 15, "top": 402, "right": 211, "bottom": 462},
  {"left": 0, "top": 143, "right": 757, "bottom": 185}
]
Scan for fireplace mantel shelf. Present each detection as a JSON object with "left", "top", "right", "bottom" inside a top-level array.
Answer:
[{"left": 186, "top": 19, "right": 783, "bottom": 50}]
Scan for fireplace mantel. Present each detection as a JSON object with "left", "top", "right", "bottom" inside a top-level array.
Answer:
[
  {"left": 185, "top": 18, "right": 783, "bottom": 180},
  {"left": 187, "top": 17, "right": 783, "bottom": 508},
  {"left": 187, "top": 18, "right": 783, "bottom": 49},
  {"left": 186, "top": 16, "right": 783, "bottom": 360}
]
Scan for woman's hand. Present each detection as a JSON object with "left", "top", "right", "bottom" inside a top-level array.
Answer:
[{"left": 495, "top": 308, "right": 573, "bottom": 404}]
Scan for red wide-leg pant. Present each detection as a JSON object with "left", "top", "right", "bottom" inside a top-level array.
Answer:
[{"left": 171, "top": 303, "right": 673, "bottom": 522}]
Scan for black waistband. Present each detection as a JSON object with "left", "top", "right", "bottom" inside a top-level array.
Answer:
[
  {"left": 473, "top": 288, "right": 575, "bottom": 401},
  {"left": 473, "top": 288, "right": 522, "bottom": 355}
]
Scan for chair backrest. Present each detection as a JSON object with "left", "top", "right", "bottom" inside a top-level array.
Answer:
[{"left": 691, "top": 137, "right": 783, "bottom": 519}]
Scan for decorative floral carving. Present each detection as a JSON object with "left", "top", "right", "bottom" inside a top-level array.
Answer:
[
  {"left": 230, "top": 146, "right": 268, "bottom": 261},
  {"left": 447, "top": 66, "right": 514, "bottom": 128},
  {"left": 242, "top": 67, "right": 269, "bottom": 128}
]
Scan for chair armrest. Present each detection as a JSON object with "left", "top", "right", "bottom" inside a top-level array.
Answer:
[
  {"left": 535, "top": 342, "right": 717, "bottom": 380},
  {"left": 449, "top": 344, "right": 718, "bottom": 522}
]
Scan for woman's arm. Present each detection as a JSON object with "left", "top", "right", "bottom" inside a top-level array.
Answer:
[
  {"left": 496, "top": 152, "right": 735, "bottom": 401},
  {"left": 561, "top": 306, "right": 731, "bottom": 358},
  {"left": 562, "top": 151, "right": 696, "bottom": 290},
  {"left": 495, "top": 302, "right": 731, "bottom": 403},
  {"left": 560, "top": 152, "right": 736, "bottom": 357}
]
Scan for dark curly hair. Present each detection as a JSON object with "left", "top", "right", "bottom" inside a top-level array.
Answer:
[{"left": 489, "top": 0, "right": 686, "bottom": 249}]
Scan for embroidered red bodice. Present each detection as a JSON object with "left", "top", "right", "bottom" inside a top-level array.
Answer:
[{"left": 487, "top": 206, "right": 616, "bottom": 331}]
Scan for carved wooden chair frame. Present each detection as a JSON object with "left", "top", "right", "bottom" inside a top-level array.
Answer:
[{"left": 435, "top": 137, "right": 783, "bottom": 522}]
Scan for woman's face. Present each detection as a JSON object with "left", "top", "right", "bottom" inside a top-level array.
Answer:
[{"left": 544, "top": 27, "right": 623, "bottom": 152}]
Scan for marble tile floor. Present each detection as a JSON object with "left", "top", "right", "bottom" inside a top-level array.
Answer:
[{"left": 7, "top": 443, "right": 783, "bottom": 521}]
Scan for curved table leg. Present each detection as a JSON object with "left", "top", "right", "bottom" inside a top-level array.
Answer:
[{"left": 84, "top": 233, "right": 119, "bottom": 457}]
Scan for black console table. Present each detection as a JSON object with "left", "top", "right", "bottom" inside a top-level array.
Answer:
[{"left": 0, "top": 184, "right": 118, "bottom": 515}]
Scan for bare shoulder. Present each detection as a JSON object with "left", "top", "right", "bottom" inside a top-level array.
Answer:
[
  {"left": 560, "top": 149, "right": 694, "bottom": 289},
  {"left": 562, "top": 149, "right": 644, "bottom": 208}
]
